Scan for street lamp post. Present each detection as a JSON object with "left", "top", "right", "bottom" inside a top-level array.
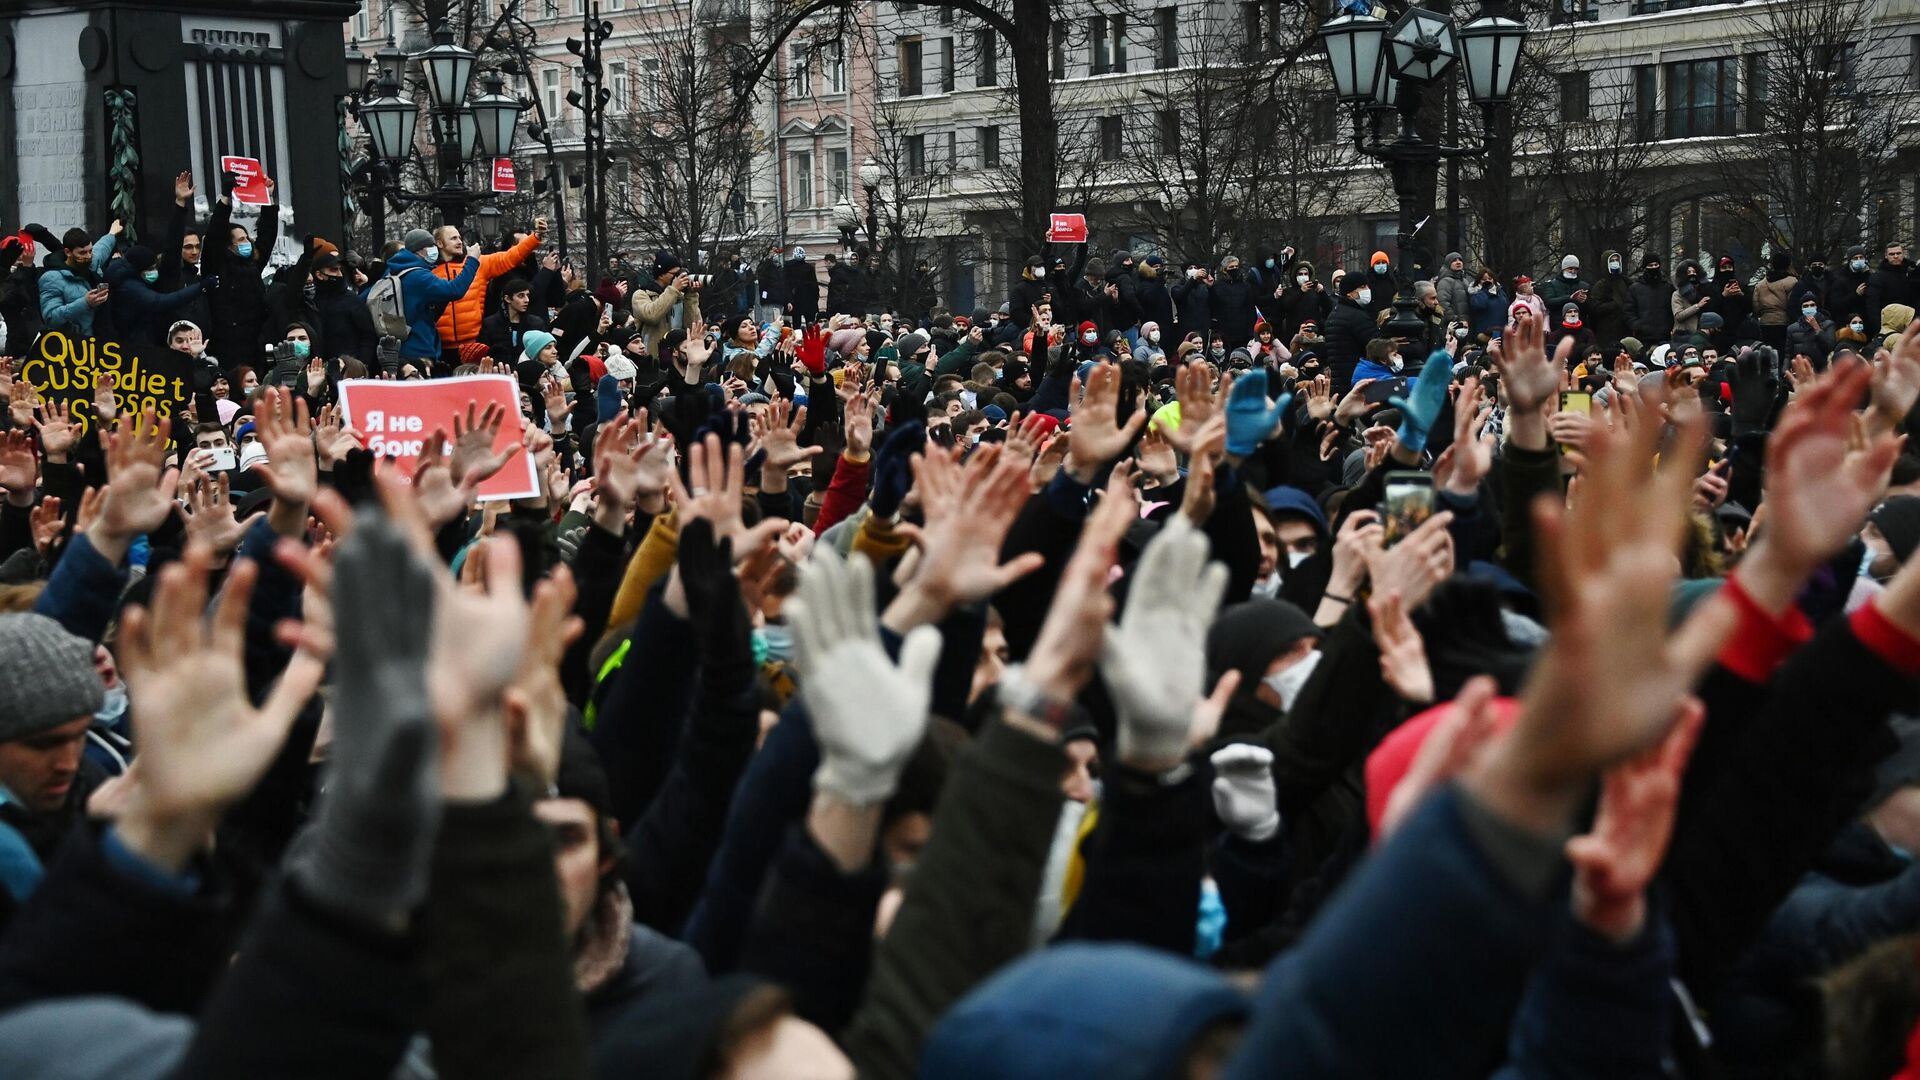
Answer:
[
  {"left": 832, "top": 198, "right": 859, "bottom": 250},
  {"left": 345, "top": 25, "right": 523, "bottom": 251},
  {"left": 567, "top": 5, "right": 615, "bottom": 287},
  {"left": 1321, "top": 3, "right": 1526, "bottom": 343}
]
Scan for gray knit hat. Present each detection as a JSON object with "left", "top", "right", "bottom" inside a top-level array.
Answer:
[
  {"left": 402, "top": 228, "right": 435, "bottom": 253},
  {"left": 0, "top": 614, "right": 102, "bottom": 741},
  {"left": 895, "top": 331, "right": 930, "bottom": 360}
]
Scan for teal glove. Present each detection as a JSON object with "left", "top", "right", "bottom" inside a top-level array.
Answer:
[
  {"left": 1225, "top": 372, "right": 1293, "bottom": 456},
  {"left": 1389, "top": 351, "right": 1454, "bottom": 454}
]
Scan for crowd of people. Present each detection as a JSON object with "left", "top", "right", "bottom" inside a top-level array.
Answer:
[{"left": 6, "top": 176, "right": 1920, "bottom": 1078}]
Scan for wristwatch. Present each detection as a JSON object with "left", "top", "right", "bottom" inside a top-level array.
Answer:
[{"left": 997, "top": 663, "right": 1085, "bottom": 732}]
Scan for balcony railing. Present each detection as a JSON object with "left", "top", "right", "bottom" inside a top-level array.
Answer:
[{"left": 1633, "top": 105, "right": 1741, "bottom": 141}]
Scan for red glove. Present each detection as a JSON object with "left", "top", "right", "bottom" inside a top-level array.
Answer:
[{"left": 798, "top": 324, "right": 827, "bottom": 375}]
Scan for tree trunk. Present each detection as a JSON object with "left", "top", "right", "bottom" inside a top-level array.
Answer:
[{"left": 1009, "top": 0, "right": 1056, "bottom": 254}]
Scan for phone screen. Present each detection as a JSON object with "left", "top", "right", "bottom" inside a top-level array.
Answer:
[{"left": 1382, "top": 471, "right": 1435, "bottom": 548}]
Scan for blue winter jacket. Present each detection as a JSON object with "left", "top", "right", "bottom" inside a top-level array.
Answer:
[
  {"left": 37, "top": 234, "right": 118, "bottom": 337},
  {"left": 383, "top": 248, "right": 478, "bottom": 360}
]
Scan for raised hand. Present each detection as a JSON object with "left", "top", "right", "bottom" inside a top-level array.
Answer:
[
  {"left": 1469, "top": 379, "right": 1733, "bottom": 831},
  {"left": 1224, "top": 370, "right": 1292, "bottom": 458},
  {"left": 761, "top": 395, "right": 821, "bottom": 473},
  {"left": 1753, "top": 361, "right": 1901, "bottom": 581},
  {"left": 1369, "top": 590, "right": 1434, "bottom": 705},
  {"left": 1163, "top": 362, "right": 1229, "bottom": 457},
  {"left": 1567, "top": 700, "right": 1704, "bottom": 943},
  {"left": 886, "top": 445, "right": 1044, "bottom": 630},
  {"left": 92, "top": 408, "right": 178, "bottom": 564},
  {"left": 1433, "top": 377, "right": 1493, "bottom": 496},
  {"left": 1211, "top": 743, "right": 1281, "bottom": 842},
  {"left": 669, "top": 432, "right": 785, "bottom": 558},
  {"left": 92, "top": 372, "right": 119, "bottom": 424},
  {"left": 1068, "top": 361, "right": 1148, "bottom": 481},
  {"left": 1362, "top": 510, "right": 1455, "bottom": 613},
  {"left": 1334, "top": 378, "right": 1378, "bottom": 427},
  {"left": 180, "top": 472, "right": 260, "bottom": 554},
  {"left": 253, "top": 387, "right": 318, "bottom": 512},
  {"left": 29, "top": 496, "right": 67, "bottom": 556},
  {"left": 789, "top": 549, "right": 942, "bottom": 805},
  {"left": 843, "top": 390, "right": 875, "bottom": 460},
  {"left": 0, "top": 429, "right": 36, "bottom": 501},
  {"left": 1100, "top": 516, "right": 1230, "bottom": 767},
  {"left": 448, "top": 400, "right": 522, "bottom": 490},
  {"left": 1022, "top": 467, "right": 1138, "bottom": 710},
  {"left": 116, "top": 543, "right": 322, "bottom": 871},
  {"left": 32, "top": 403, "right": 76, "bottom": 462},
  {"left": 411, "top": 429, "right": 477, "bottom": 531},
  {"left": 1489, "top": 310, "right": 1569, "bottom": 414},
  {"left": 505, "top": 566, "right": 583, "bottom": 789},
  {"left": 1303, "top": 373, "right": 1336, "bottom": 421},
  {"left": 592, "top": 410, "right": 670, "bottom": 525}
]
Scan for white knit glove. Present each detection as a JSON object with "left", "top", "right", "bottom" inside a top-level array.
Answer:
[
  {"left": 789, "top": 550, "right": 943, "bottom": 805},
  {"left": 1100, "top": 517, "right": 1229, "bottom": 763},
  {"left": 1211, "top": 744, "right": 1281, "bottom": 842}
]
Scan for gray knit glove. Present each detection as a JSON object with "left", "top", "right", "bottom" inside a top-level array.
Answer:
[{"left": 288, "top": 509, "right": 441, "bottom": 924}]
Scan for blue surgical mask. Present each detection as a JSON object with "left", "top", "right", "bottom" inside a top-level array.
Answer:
[
  {"left": 756, "top": 623, "right": 794, "bottom": 663},
  {"left": 142, "top": 269, "right": 159, "bottom": 284},
  {"left": 94, "top": 684, "right": 128, "bottom": 728},
  {"left": 1802, "top": 306, "right": 1818, "bottom": 318},
  {"left": 236, "top": 241, "right": 253, "bottom": 259},
  {"left": 291, "top": 340, "right": 310, "bottom": 359}
]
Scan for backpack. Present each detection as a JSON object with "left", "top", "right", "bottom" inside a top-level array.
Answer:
[{"left": 367, "top": 266, "right": 423, "bottom": 339}]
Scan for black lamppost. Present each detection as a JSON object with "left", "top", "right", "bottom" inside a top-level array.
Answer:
[
  {"left": 346, "top": 24, "right": 523, "bottom": 250},
  {"left": 566, "top": 5, "right": 614, "bottom": 287},
  {"left": 1321, "top": 3, "right": 1526, "bottom": 342}
]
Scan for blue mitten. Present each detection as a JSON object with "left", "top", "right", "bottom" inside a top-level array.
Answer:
[
  {"left": 1224, "top": 372, "right": 1293, "bottom": 456},
  {"left": 1389, "top": 351, "right": 1454, "bottom": 454},
  {"left": 867, "top": 420, "right": 925, "bottom": 518}
]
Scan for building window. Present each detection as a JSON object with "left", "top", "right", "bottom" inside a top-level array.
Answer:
[
  {"left": 572, "top": 0, "right": 585, "bottom": 13},
  {"left": 1157, "top": 7, "right": 1179, "bottom": 69},
  {"left": 946, "top": 130, "right": 958, "bottom": 169},
  {"left": 1744, "top": 53, "right": 1768, "bottom": 131},
  {"left": 1557, "top": 72, "right": 1589, "bottom": 121},
  {"left": 789, "top": 43, "right": 813, "bottom": 98},
  {"left": 1156, "top": 109, "right": 1178, "bottom": 155},
  {"left": 1052, "top": 22, "right": 1068, "bottom": 80},
  {"left": 383, "top": 0, "right": 398, "bottom": 38},
  {"left": 1664, "top": 58, "right": 1738, "bottom": 138},
  {"left": 899, "top": 39, "right": 924, "bottom": 96},
  {"left": 976, "top": 29, "right": 999, "bottom": 87},
  {"left": 824, "top": 40, "right": 847, "bottom": 93},
  {"left": 1099, "top": 115, "right": 1124, "bottom": 160},
  {"left": 979, "top": 124, "right": 1001, "bottom": 168},
  {"left": 941, "top": 37, "right": 956, "bottom": 92},
  {"left": 1309, "top": 93, "right": 1338, "bottom": 143},
  {"left": 355, "top": 2, "right": 370, "bottom": 39},
  {"left": 1633, "top": 64, "right": 1658, "bottom": 140},
  {"left": 830, "top": 149, "right": 850, "bottom": 203},
  {"left": 906, "top": 134, "right": 927, "bottom": 176},
  {"left": 1088, "top": 15, "right": 1126, "bottom": 75},
  {"left": 543, "top": 68, "right": 562, "bottom": 121},
  {"left": 790, "top": 150, "right": 815, "bottom": 209},
  {"left": 1911, "top": 35, "right": 1920, "bottom": 89},
  {"left": 542, "top": 0, "right": 558, "bottom": 17},
  {"left": 1242, "top": 2, "right": 1263, "bottom": 59},
  {"left": 640, "top": 58, "right": 663, "bottom": 108},
  {"left": 607, "top": 61, "right": 630, "bottom": 113},
  {"left": 1550, "top": 0, "right": 1596, "bottom": 24}
]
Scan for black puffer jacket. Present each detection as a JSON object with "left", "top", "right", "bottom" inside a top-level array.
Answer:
[{"left": 1323, "top": 295, "right": 1377, "bottom": 393}]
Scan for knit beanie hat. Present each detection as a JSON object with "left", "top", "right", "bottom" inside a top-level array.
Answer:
[
  {"left": 0, "top": 614, "right": 103, "bottom": 741},
  {"left": 125, "top": 245, "right": 157, "bottom": 273},
  {"left": 1872, "top": 496, "right": 1920, "bottom": 565},
  {"left": 402, "top": 228, "right": 435, "bottom": 253},
  {"left": 521, "top": 330, "right": 557, "bottom": 365}
]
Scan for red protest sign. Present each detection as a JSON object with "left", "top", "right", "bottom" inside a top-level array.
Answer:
[
  {"left": 336, "top": 375, "right": 540, "bottom": 502},
  {"left": 1046, "top": 213, "right": 1088, "bottom": 244},
  {"left": 220, "top": 156, "right": 271, "bottom": 205},
  {"left": 491, "top": 158, "right": 517, "bottom": 193}
]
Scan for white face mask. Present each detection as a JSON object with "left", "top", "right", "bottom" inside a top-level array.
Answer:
[
  {"left": 1608, "top": 261, "right": 1622, "bottom": 273},
  {"left": 1033, "top": 267, "right": 1046, "bottom": 279},
  {"left": 1356, "top": 287, "right": 1372, "bottom": 305},
  {"left": 1296, "top": 274, "right": 1310, "bottom": 285},
  {"left": 1285, "top": 550, "right": 1313, "bottom": 570},
  {"left": 1262, "top": 649, "right": 1322, "bottom": 713},
  {"left": 1148, "top": 330, "right": 1161, "bottom": 344},
  {"left": 1389, "top": 354, "right": 1405, "bottom": 372},
  {"left": 1564, "top": 269, "right": 1579, "bottom": 279}
]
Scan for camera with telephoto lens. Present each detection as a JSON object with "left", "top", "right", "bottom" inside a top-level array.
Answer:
[{"left": 686, "top": 274, "right": 713, "bottom": 288}]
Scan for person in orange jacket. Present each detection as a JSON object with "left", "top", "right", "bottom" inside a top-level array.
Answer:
[{"left": 429, "top": 216, "right": 546, "bottom": 369}]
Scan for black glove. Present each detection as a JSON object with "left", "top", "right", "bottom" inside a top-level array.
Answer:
[
  {"left": 1730, "top": 346, "right": 1780, "bottom": 439},
  {"left": 377, "top": 335, "right": 402, "bottom": 375}
]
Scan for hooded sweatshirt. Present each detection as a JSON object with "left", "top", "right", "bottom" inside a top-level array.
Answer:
[{"left": 384, "top": 247, "right": 479, "bottom": 360}]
